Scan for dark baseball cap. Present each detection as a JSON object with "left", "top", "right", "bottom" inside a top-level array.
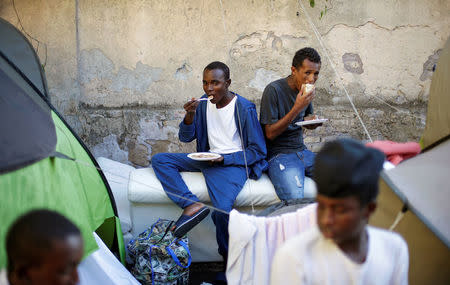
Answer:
[{"left": 314, "top": 138, "right": 386, "bottom": 204}]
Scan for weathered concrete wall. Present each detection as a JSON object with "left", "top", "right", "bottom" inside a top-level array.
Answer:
[{"left": 1, "top": 0, "right": 448, "bottom": 166}]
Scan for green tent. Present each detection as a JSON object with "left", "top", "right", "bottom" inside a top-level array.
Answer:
[
  {"left": 0, "top": 17, "right": 125, "bottom": 269},
  {"left": 370, "top": 38, "right": 450, "bottom": 285}
]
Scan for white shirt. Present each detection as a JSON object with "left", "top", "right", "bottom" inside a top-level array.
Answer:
[
  {"left": 270, "top": 226, "right": 409, "bottom": 285},
  {"left": 207, "top": 96, "right": 242, "bottom": 154}
]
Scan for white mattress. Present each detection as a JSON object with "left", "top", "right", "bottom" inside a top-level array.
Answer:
[
  {"left": 96, "top": 157, "right": 135, "bottom": 233},
  {"left": 128, "top": 168, "right": 316, "bottom": 206}
]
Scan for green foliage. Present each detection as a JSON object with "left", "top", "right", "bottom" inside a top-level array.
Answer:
[
  {"left": 309, "top": 0, "right": 328, "bottom": 20},
  {"left": 320, "top": 4, "right": 328, "bottom": 20}
]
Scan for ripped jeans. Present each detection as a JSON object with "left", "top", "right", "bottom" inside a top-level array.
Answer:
[{"left": 267, "top": 150, "right": 315, "bottom": 200}]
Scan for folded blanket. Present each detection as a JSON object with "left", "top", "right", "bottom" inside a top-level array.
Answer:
[{"left": 366, "top": 140, "right": 421, "bottom": 165}]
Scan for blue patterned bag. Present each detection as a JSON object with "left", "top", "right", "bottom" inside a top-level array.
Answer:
[{"left": 127, "top": 219, "right": 191, "bottom": 285}]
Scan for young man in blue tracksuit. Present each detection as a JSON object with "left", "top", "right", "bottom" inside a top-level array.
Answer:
[{"left": 152, "top": 61, "right": 267, "bottom": 266}]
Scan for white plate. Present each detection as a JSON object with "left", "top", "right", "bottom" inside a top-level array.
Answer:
[
  {"left": 295, "top": 118, "right": 328, "bottom": 126},
  {"left": 187, "top": 152, "right": 222, "bottom": 161}
]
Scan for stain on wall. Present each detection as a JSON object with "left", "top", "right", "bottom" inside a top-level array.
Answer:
[
  {"left": 174, "top": 62, "right": 193, "bottom": 81},
  {"left": 248, "top": 68, "right": 281, "bottom": 92},
  {"left": 342, "top": 53, "right": 364, "bottom": 74},
  {"left": 420, "top": 49, "right": 441, "bottom": 81},
  {"left": 79, "top": 48, "right": 163, "bottom": 107},
  {"left": 82, "top": 106, "right": 196, "bottom": 167}
]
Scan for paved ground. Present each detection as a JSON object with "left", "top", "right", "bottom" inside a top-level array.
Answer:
[{"left": 189, "top": 262, "right": 225, "bottom": 285}]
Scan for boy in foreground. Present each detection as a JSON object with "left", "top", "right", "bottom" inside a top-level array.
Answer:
[
  {"left": 270, "top": 138, "right": 409, "bottom": 285},
  {"left": 6, "top": 209, "right": 84, "bottom": 285}
]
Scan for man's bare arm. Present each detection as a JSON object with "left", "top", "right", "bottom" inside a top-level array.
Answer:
[{"left": 265, "top": 85, "right": 315, "bottom": 140}]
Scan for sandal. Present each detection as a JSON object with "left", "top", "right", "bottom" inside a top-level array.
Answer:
[{"left": 173, "top": 206, "right": 210, "bottom": 238}]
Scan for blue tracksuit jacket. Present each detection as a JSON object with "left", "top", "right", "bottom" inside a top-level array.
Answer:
[{"left": 178, "top": 93, "right": 268, "bottom": 179}]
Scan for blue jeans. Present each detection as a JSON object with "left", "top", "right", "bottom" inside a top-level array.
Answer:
[
  {"left": 267, "top": 150, "right": 315, "bottom": 200},
  {"left": 151, "top": 153, "right": 247, "bottom": 259}
]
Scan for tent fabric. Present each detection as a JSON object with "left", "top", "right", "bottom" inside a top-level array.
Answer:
[
  {"left": 380, "top": 139, "right": 450, "bottom": 247},
  {"left": 0, "top": 18, "right": 48, "bottom": 98},
  {"left": 0, "top": 58, "right": 56, "bottom": 174},
  {"left": 421, "top": 38, "right": 450, "bottom": 149},
  {"left": 0, "top": 18, "right": 123, "bottom": 268},
  {"left": 372, "top": 177, "right": 450, "bottom": 285},
  {"left": 0, "top": 112, "right": 117, "bottom": 268}
]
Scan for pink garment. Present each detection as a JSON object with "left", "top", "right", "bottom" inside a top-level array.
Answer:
[
  {"left": 266, "top": 204, "right": 317, "bottom": 264},
  {"left": 266, "top": 215, "right": 285, "bottom": 262},
  {"left": 366, "top": 140, "right": 421, "bottom": 165},
  {"left": 226, "top": 203, "right": 317, "bottom": 285}
]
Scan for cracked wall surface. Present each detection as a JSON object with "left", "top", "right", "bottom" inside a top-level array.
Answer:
[
  {"left": 79, "top": 48, "right": 163, "bottom": 107},
  {"left": 1, "top": 0, "right": 448, "bottom": 166}
]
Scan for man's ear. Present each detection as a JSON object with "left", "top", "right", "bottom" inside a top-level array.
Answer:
[
  {"left": 226, "top": 79, "right": 231, "bottom": 88},
  {"left": 366, "top": 201, "right": 377, "bottom": 219},
  {"left": 291, "top": 66, "right": 297, "bottom": 75},
  {"left": 9, "top": 263, "right": 31, "bottom": 284}
]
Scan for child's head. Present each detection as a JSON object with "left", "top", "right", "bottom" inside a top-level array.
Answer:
[
  {"left": 6, "top": 209, "right": 84, "bottom": 285},
  {"left": 313, "top": 138, "right": 385, "bottom": 244}
]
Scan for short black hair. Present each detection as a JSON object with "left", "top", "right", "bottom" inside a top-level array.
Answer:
[
  {"left": 204, "top": 61, "right": 230, "bottom": 80},
  {"left": 292, "top": 47, "right": 321, "bottom": 69},
  {"left": 6, "top": 209, "right": 81, "bottom": 273},
  {"left": 314, "top": 138, "right": 385, "bottom": 206}
]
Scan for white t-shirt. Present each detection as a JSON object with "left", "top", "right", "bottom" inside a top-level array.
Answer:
[
  {"left": 270, "top": 225, "right": 409, "bottom": 285},
  {"left": 207, "top": 96, "right": 243, "bottom": 154}
]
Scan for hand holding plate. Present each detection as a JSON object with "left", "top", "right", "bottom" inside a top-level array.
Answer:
[
  {"left": 302, "top": 115, "right": 323, "bottom": 129},
  {"left": 208, "top": 156, "right": 224, "bottom": 166}
]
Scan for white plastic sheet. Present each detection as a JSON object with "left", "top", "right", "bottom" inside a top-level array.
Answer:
[{"left": 78, "top": 232, "right": 140, "bottom": 285}]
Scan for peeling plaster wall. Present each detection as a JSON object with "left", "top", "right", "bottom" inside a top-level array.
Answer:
[{"left": 1, "top": 0, "right": 448, "bottom": 166}]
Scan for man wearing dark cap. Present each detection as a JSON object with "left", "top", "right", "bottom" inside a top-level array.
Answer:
[{"left": 270, "top": 138, "right": 409, "bottom": 285}]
